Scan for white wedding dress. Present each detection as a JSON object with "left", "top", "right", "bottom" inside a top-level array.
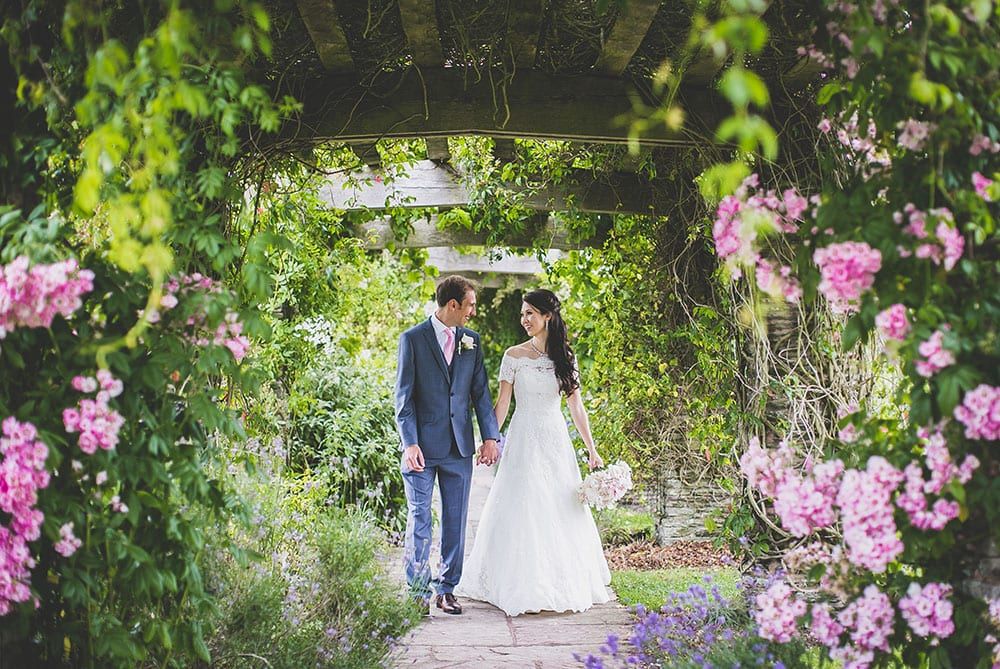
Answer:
[{"left": 456, "top": 352, "right": 611, "bottom": 616}]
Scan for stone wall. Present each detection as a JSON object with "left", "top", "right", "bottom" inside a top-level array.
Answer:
[
  {"left": 964, "top": 539, "right": 1000, "bottom": 603},
  {"left": 645, "top": 469, "right": 731, "bottom": 544}
]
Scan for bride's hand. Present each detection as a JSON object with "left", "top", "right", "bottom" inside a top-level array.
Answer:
[{"left": 588, "top": 451, "right": 603, "bottom": 470}]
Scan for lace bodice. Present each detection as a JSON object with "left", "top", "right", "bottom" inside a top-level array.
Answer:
[{"left": 499, "top": 353, "right": 563, "bottom": 416}]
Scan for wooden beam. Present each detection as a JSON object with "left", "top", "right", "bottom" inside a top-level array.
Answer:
[
  {"left": 596, "top": 0, "right": 662, "bottom": 75},
  {"left": 683, "top": 49, "right": 728, "bottom": 85},
  {"left": 507, "top": 0, "right": 544, "bottom": 68},
  {"left": 493, "top": 138, "right": 517, "bottom": 162},
  {"left": 321, "top": 159, "right": 661, "bottom": 215},
  {"left": 353, "top": 215, "right": 594, "bottom": 250},
  {"left": 398, "top": 0, "right": 445, "bottom": 67},
  {"left": 295, "top": 69, "right": 719, "bottom": 147},
  {"left": 683, "top": 0, "right": 775, "bottom": 85},
  {"left": 449, "top": 272, "right": 534, "bottom": 289},
  {"left": 427, "top": 247, "right": 560, "bottom": 276},
  {"left": 425, "top": 137, "right": 451, "bottom": 162},
  {"left": 295, "top": 0, "right": 355, "bottom": 72}
]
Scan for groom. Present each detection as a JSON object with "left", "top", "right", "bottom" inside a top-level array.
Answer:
[{"left": 395, "top": 275, "right": 501, "bottom": 615}]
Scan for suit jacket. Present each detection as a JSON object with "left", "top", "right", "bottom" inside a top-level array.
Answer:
[{"left": 395, "top": 318, "right": 500, "bottom": 459}]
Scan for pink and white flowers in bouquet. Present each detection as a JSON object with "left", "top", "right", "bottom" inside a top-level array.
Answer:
[{"left": 578, "top": 461, "right": 633, "bottom": 510}]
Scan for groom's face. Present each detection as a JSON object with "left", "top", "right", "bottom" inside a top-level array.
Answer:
[{"left": 451, "top": 290, "right": 477, "bottom": 325}]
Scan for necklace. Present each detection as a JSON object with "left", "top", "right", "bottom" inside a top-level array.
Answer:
[{"left": 529, "top": 339, "right": 547, "bottom": 357}]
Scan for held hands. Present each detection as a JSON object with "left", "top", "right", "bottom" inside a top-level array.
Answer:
[
  {"left": 587, "top": 450, "right": 604, "bottom": 470},
  {"left": 476, "top": 439, "right": 500, "bottom": 466},
  {"left": 403, "top": 445, "right": 425, "bottom": 472}
]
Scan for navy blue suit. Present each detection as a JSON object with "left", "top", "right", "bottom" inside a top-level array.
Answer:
[{"left": 395, "top": 317, "right": 500, "bottom": 597}]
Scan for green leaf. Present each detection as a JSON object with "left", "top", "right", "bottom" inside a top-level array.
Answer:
[
  {"left": 719, "top": 68, "right": 770, "bottom": 109},
  {"left": 816, "top": 82, "right": 843, "bottom": 105},
  {"left": 842, "top": 316, "right": 864, "bottom": 351},
  {"left": 195, "top": 166, "right": 226, "bottom": 198}
]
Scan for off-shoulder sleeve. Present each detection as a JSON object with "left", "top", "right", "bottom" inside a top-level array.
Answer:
[{"left": 498, "top": 353, "right": 517, "bottom": 384}]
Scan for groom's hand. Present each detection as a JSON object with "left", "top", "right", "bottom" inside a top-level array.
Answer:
[
  {"left": 403, "top": 445, "right": 425, "bottom": 472},
  {"left": 477, "top": 439, "right": 499, "bottom": 466}
]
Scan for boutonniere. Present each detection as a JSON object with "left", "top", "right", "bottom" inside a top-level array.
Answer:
[{"left": 460, "top": 334, "right": 476, "bottom": 352}]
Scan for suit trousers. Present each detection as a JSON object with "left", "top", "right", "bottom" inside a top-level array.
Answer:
[{"left": 401, "top": 442, "right": 473, "bottom": 598}]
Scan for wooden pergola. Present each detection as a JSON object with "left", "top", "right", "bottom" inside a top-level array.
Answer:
[
  {"left": 282, "top": 0, "right": 817, "bottom": 147},
  {"left": 266, "top": 0, "right": 820, "bottom": 255}
]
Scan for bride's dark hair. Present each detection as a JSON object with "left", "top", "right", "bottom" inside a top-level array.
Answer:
[{"left": 523, "top": 289, "right": 579, "bottom": 396}]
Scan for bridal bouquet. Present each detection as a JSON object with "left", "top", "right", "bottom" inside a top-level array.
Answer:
[{"left": 578, "top": 461, "right": 633, "bottom": 510}]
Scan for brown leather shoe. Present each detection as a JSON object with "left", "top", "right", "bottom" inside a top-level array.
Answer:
[{"left": 435, "top": 593, "right": 462, "bottom": 615}]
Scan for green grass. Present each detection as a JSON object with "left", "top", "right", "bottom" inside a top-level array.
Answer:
[
  {"left": 594, "top": 507, "right": 656, "bottom": 545},
  {"left": 611, "top": 567, "right": 739, "bottom": 610}
]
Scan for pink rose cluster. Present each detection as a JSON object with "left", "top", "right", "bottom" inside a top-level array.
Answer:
[
  {"left": 577, "top": 461, "right": 633, "bottom": 510},
  {"left": 821, "top": 112, "right": 892, "bottom": 177},
  {"left": 0, "top": 418, "right": 50, "bottom": 614},
  {"left": 953, "top": 384, "right": 999, "bottom": 441},
  {"left": 973, "top": 172, "right": 995, "bottom": 202},
  {"left": 53, "top": 522, "right": 82, "bottom": 558},
  {"left": 63, "top": 370, "right": 126, "bottom": 454},
  {"left": 896, "top": 119, "right": 936, "bottom": 152},
  {"left": 758, "top": 581, "right": 901, "bottom": 668},
  {"left": 755, "top": 582, "right": 807, "bottom": 643},
  {"left": 987, "top": 598, "right": 1000, "bottom": 667},
  {"left": 874, "top": 303, "right": 909, "bottom": 341},
  {"left": 0, "top": 256, "right": 94, "bottom": 339},
  {"left": 894, "top": 205, "right": 965, "bottom": 271},
  {"left": 761, "top": 578, "right": 957, "bottom": 666},
  {"left": 969, "top": 134, "right": 1000, "bottom": 156},
  {"left": 712, "top": 174, "right": 808, "bottom": 302},
  {"left": 741, "top": 428, "right": 975, "bottom": 568},
  {"left": 898, "top": 582, "right": 954, "bottom": 642},
  {"left": 739, "top": 438, "right": 844, "bottom": 540},
  {"left": 159, "top": 273, "right": 250, "bottom": 362},
  {"left": 914, "top": 328, "right": 955, "bottom": 378},
  {"left": 837, "top": 458, "right": 904, "bottom": 573},
  {"left": 828, "top": 585, "right": 896, "bottom": 667},
  {"left": 755, "top": 259, "right": 804, "bottom": 304},
  {"left": 813, "top": 241, "right": 882, "bottom": 314},
  {"left": 837, "top": 402, "right": 861, "bottom": 443}
]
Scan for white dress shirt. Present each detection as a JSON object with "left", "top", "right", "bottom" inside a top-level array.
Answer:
[{"left": 430, "top": 314, "right": 456, "bottom": 357}]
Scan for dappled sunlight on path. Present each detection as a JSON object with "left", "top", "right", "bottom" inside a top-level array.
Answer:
[{"left": 392, "top": 464, "right": 632, "bottom": 668}]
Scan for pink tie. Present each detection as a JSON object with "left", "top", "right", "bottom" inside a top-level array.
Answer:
[{"left": 443, "top": 328, "right": 454, "bottom": 365}]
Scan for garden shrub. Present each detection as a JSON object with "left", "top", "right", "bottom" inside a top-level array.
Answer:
[
  {"left": 203, "top": 456, "right": 419, "bottom": 669},
  {"left": 286, "top": 351, "right": 408, "bottom": 534}
]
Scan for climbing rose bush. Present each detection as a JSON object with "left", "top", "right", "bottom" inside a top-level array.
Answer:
[
  {"left": 158, "top": 273, "right": 251, "bottom": 361},
  {"left": 711, "top": 174, "right": 807, "bottom": 303},
  {"left": 63, "top": 371, "right": 126, "bottom": 454},
  {"left": 0, "top": 256, "right": 95, "bottom": 339},
  {"left": 0, "top": 418, "right": 49, "bottom": 614}
]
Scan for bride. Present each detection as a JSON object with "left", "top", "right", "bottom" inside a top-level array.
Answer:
[{"left": 456, "top": 289, "right": 612, "bottom": 616}]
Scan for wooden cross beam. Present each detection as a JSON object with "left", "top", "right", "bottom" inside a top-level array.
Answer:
[
  {"left": 425, "top": 137, "right": 451, "bottom": 162},
  {"left": 427, "top": 247, "right": 560, "bottom": 288},
  {"left": 295, "top": 0, "right": 355, "bottom": 72},
  {"left": 507, "top": 0, "right": 544, "bottom": 68},
  {"left": 398, "top": 0, "right": 445, "bottom": 67},
  {"left": 353, "top": 214, "right": 593, "bottom": 250},
  {"left": 596, "top": 0, "right": 662, "bottom": 75},
  {"left": 295, "top": 68, "right": 719, "bottom": 147},
  {"left": 321, "top": 159, "right": 661, "bottom": 216}
]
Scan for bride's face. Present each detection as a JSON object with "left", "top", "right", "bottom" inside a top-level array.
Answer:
[{"left": 520, "top": 302, "right": 550, "bottom": 337}]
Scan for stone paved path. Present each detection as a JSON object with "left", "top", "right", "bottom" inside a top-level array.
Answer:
[{"left": 392, "top": 462, "right": 633, "bottom": 668}]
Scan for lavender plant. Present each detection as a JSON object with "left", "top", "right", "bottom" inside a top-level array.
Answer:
[{"left": 576, "top": 573, "right": 809, "bottom": 668}]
